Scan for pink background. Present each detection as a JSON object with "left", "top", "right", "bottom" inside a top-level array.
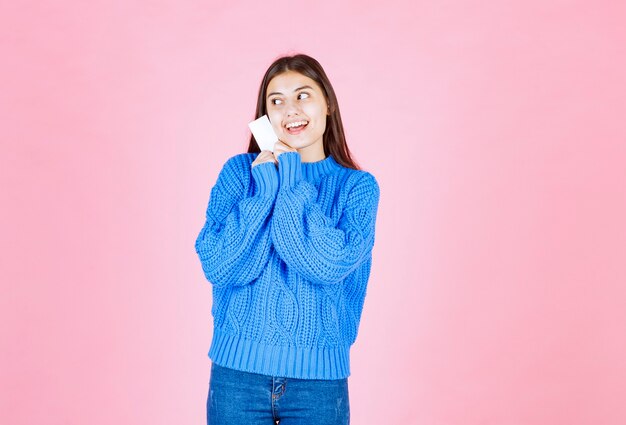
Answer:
[{"left": 2, "top": 1, "right": 625, "bottom": 424}]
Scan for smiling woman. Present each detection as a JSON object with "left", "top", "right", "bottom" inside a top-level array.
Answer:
[
  {"left": 264, "top": 71, "right": 329, "bottom": 162},
  {"left": 247, "top": 54, "right": 357, "bottom": 169},
  {"left": 195, "top": 54, "right": 380, "bottom": 425}
]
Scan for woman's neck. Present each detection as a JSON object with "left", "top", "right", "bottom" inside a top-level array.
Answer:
[{"left": 297, "top": 143, "right": 326, "bottom": 163}]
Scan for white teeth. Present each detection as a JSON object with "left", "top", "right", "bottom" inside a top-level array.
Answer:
[{"left": 286, "top": 120, "right": 308, "bottom": 129}]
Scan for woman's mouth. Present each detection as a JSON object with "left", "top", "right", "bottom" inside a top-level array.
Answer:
[{"left": 285, "top": 120, "right": 309, "bottom": 135}]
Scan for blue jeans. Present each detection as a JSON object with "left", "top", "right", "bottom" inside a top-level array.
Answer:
[{"left": 207, "top": 362, "right": 350, "bottom": 425}]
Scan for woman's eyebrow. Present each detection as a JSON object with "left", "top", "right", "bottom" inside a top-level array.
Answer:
[{"left": 267, "top": 85, "right": 314, "bottom": 98}]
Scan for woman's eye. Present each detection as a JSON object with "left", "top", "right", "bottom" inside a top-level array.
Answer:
[
  {"left": 298, "top": 92, "right": 310, "bottom": 100},
  {"left": 270, "top": 98, "right": 283, "bottom": 105}
]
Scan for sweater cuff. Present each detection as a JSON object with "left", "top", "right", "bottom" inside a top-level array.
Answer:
[
  {"left": 251, "top": 161, "right": 279, "bottom": 198},
  {"left": 278, "top": 151, "right": 302, "bottom": 190}
]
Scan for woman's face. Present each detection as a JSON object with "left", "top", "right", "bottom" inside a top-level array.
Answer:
[{"left": 266, "top": 71, "right": 328, "bottom": 155}]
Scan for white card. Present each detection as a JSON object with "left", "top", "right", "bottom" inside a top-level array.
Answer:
[{"left": 248, "top": 115, "right": 278, "bottom": 152}]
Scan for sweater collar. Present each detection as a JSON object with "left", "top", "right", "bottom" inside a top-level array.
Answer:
[{"left": 301, "top": 155, "right": 342, "bottom": 181}]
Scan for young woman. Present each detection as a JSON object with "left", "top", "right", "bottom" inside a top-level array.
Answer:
[{"left": 194, "top": 54, "right": 380, "bottom": 425}]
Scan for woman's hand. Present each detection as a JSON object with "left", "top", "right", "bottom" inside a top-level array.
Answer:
[
  {"left": 273, "top": 140, "right": 298, "bottom": 160},
  {"left": 251, "top": 150, "right": 277, "bottom": 168}
]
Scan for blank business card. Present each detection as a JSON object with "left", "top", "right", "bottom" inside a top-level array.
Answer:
[{"left": 248, "top": 115, "right": 278, "bottom": 152}]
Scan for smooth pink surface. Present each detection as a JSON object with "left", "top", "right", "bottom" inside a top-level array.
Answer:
[{"left": 2, "top": 1, "right": 625, "bottom": 424}]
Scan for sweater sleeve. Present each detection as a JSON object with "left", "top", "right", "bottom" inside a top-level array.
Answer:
[
  {"left": 271, "top": 152, "right": 380, "bottom": 285},
  {"left": 195, "top": 155, "right": 278, "bottom": 288}
]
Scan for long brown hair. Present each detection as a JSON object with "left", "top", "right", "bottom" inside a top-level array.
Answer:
[{"left": 247, "top": 54, "right": 360, "bottom": 170}]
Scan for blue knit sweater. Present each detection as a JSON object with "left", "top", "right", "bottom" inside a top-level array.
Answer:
[{"left": 194, "top": 151, "right": 380, "bottom": 379}]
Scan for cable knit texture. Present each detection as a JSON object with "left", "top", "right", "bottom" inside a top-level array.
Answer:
[{"left": 195, "top": 151, "right": 380, "bottom": 379}]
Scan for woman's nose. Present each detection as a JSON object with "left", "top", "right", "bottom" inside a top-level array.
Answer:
[{"left": 285, "top": 100, "right": 302, "bottom": 116}]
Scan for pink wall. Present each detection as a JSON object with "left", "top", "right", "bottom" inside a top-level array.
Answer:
[{"left": 2, "top": 1, "right": 625, "bottom": 424}]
